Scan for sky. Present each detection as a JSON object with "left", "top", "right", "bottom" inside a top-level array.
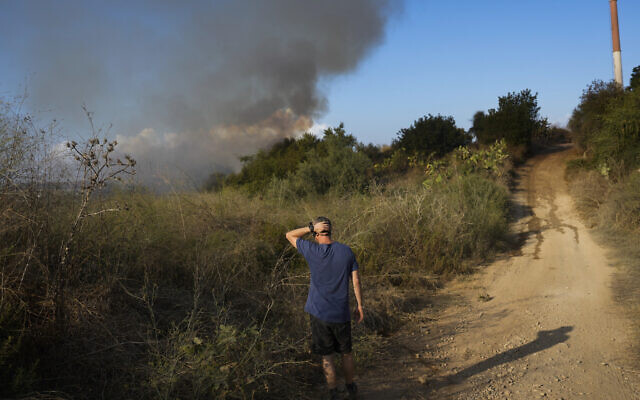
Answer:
[
  {"left": 0, "top": 0, "right": 638, "bottom": 183},
  {"left": 318, "top": 0, "right": 640, "bottom": 144}
]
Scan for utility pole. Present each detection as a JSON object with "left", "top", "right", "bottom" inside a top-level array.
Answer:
[{"left": 609, "top": 0, "right": 623, "bottom": 87}]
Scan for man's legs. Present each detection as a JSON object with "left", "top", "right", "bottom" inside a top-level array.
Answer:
[
  {"left": 322, "top": 354, "right": 338, "bottom": 389},
  {"left": 322, "top": 353, "right": 354, "bottom": 386},
  {"left": 342, "top": 352, "right": 354, "bottom": 384}
]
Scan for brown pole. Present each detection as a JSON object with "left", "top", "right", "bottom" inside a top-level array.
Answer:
[{"left": 610, "top": 0, "right": 623, "bottom": 87}]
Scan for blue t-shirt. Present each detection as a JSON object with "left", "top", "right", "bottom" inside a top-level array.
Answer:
[{"left": 297, "top": 239, "right": 359, "bottom": 323}]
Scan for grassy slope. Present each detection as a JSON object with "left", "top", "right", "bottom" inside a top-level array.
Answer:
[
  {"left": 566, "top": 166, "right": 640, "bottom": 363},
  {"left": 1, "top": 168, "right": 511, "bottom": 399}
]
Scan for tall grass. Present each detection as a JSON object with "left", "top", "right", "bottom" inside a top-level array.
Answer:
[{"left": 0, "top": 105, "right": 512, "bottom": 399}]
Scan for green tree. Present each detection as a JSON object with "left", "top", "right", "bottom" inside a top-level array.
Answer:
[
  {"left": 288, "top": 124, "right": 372, "bottom": 196},
  {"left": 394, "top": 114, "right": 470, "bottom": 158},
  {"left": 472, "top": 89, "right": 548, "bottom": 151},
  {"left": 591, "top": 89, "right": 640, "bottom": 176},
  {"left": 630, "top": 65, "right": 640, "bottom": 91},
  {"left": 568, "top": 80, "right": 623, "bottom": 149},
  {"left": 222, "top": 133, "right": 320, "bottom": 193}
]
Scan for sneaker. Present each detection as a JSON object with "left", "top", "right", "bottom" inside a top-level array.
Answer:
[{"left": 346, "top": 382, "right": 358, "bottom": 399}]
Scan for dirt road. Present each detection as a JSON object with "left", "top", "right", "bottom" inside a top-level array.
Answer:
[{"left": 360, "top": 145, "right": 640, "bottom": 399}]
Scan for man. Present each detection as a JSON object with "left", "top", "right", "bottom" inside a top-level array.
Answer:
[{"left": 286, "top": 217, "right": 364, "bottom": 400}]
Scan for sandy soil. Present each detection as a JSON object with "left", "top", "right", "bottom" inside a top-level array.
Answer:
[{"left": 358, "top": 145, "right": 640, "bottom": 399}]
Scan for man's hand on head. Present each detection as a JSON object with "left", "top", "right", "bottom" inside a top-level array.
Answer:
[{"left": 313, "top": 222, "right": 330, "bottom": 234}]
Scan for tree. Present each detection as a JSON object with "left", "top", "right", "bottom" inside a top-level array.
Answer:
[
  {"left": 630, "top": 65, "right": 640, "bottom": 91},
  {"left": 223, "top": 133, "right": 320, "bottom": 193},
  {"left": 471, "top": 89, "right": 548, "bottom": 151},
  {"left": 591, "top": 88, "right": 640, "bottom": 175},
  {"left": 568, "top": 80, "right": 623, "bottom": 149},
  {"left": 288, "top": 123, "right": 372, "bottom": 196},
  {"left": 394, "top": 114, "right": 470, "bottom": 158}
]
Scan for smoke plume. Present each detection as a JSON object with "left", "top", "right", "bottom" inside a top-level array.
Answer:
[{"left": 2, "top": 0, "right": 400, "bottom": 185}]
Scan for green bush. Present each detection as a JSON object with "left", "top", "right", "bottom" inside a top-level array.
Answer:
[
  {"left": 630, "top": 65, "right": 640, "bottom": 91},
  {"left": 591, "top": 89, "right": 640, "bottom": 177},
  {"left": 222, "top": 124, "right": 374, "bottom": 197},
  {"left": 393, "top": 114, "right": 470, "bottom": 159},
  {"left": 568, "top": 76, "right": 640, "bottom": 179},
  {"left": 287, "top": 134, "right": 372, "bottom": 196},
  {"left": 568, "top": 80, "right": 623, "bottom": 150},
  {"left": 220, "top": 133, "right": 320, "bottom": 194},
  {"left": 472, "top": 89, "right": 549, "bottom": 155}
]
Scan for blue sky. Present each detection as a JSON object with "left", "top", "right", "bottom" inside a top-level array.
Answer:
[
  {"left": 318, "top": 0, "right": 639, "bottom": 144},
  {"left": 0, "top": 0, "right": 638, "bottom": 172}
]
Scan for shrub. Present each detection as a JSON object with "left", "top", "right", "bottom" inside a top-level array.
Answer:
[
  {"left": 223, "top": 124, "right": 374, "bottom": 197},
  {"left": 471, "top": 89, "right": 549, "bottom": 155},
  {"left": 630, "top": 65, "right": 640, "bottom": 91},
  {"left": 423, "top": 140, "right": 511, "bottom": 189},
  {"left": 568, "top": 80, "right": 623, "bottom": 150},
  {"left": 0, "top": 304, "right": 38, "bottom": 396},
  {"left": 393, "top": 114, "right": 470, "bottom": 159},
  {"left": 591, "top": 89, "right": 640, "bottom": 177},
  {"left": 567, "top": 169, "right": 610, "bottom": 224},
  {"left": 597, "top": 171, "right": 640, "bottom": 232},
  {"left": 222, "top": 133, "right": 320, "bottom": 194},
  {"left": 288, "top": 134, "right": 372, "bottom": 196}
]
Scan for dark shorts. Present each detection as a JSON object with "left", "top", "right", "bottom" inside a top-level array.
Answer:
[{"left": 310, "top": 314, "right": 352, "bottom": 355}]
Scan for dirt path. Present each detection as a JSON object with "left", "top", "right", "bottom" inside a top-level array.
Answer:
[{"left": 359, "top": 145, "right": 640, "bottom": 399}]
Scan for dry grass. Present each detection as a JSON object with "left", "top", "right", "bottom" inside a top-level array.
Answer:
[
  {"left": 1, "top": 173, "right": 511, "bottom": 399},
  {"left": 567, "top": 167, "right": 640, "bottom": 365},
  {"left": 0, "top": 104, "right": 512, "bottom": 399}
]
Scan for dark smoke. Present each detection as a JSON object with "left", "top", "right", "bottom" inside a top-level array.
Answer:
[{"left": 2, "top": 0, "right": 401, "bottom": 184}]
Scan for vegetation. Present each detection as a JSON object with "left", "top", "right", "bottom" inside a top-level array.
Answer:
[
  {"left": 630, "top": 66, "right": 640, "bottom": 91},
  {"left": 567, "top": 68, "right": 640, "bottom": 224},
  {"left": 568, "top": 74, "right": 640, "bottom": 179},
  {"left": 567, "top": 80, "right": 624, "bottom": 152},
  {"left": 0, "top": 92, "right": 521, "bottom": 398},
  {"left": 217, "top": 124, "right": 373, "bottom": 197},
  {"left": 393, "top": 114, "right": 470, "bottom": 159},
  {"left": 566, "top": 68, "right": 640, "bottom": 348},
  {"left": 471, "top": 89, "right": 550, "bottom": 160}
]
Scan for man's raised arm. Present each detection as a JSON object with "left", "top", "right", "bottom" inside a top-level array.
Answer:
[
  {"left": 285, "top": 226, "right": 311, "bottom": 248},
  {"left": 286, "top": 221, "right": 330, "bottom": 248}
]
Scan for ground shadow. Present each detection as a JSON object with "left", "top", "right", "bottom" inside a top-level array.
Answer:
[{"left": 429, "top": 326, "right": 573, "bottom": 391}]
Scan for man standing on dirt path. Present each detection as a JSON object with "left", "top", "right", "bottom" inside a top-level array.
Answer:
[{"left": 286, "top": 217, "right": 364, "bottom": 400}]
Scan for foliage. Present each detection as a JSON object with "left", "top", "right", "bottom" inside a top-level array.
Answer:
[
  {"left": 221, "top": 124, "right": 374, "bottom": 197},
  {"left": 471, "top": 89, "right": 549, "bottom": 153},
  {"left": 598, "top": 171, "right": 640, "bottom": 232},
  {"left": 360, "top": 174, "right": 509, "bottom": 276},
  {"left": 148, "top": 321, "right": 264, "bottom": 399},
  {"left": 286, "top": 127, "right": 372, "bottom": 196},
  {"left": 453, "top": 139, "right": 511, "bottom": 179},
  {"left": 569, "top": 76, "right": 640, "bottom": 179},
  {"left": 373, "top": 147, "right": 410, "bottom": 175},
  {"left": 630, "top": 65, "right": 640, "bottom": 91},
  {"left": 591, "top": 89, "right": 640, "bottom": 177},
  {"left": 222, "top": 133, "right": 319, "bottom": 194},
  {"left": 568, "top": 80, "right": 623, "bottom": 149},
  {"left": 0, "top": 304, "right": 38, "bottom": 396},
  {"left": 423, "top": 140, "right": 511, "bottom": 189},
  {"left": 393, "top": 114, "right": 470, "bottom": 159}
]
